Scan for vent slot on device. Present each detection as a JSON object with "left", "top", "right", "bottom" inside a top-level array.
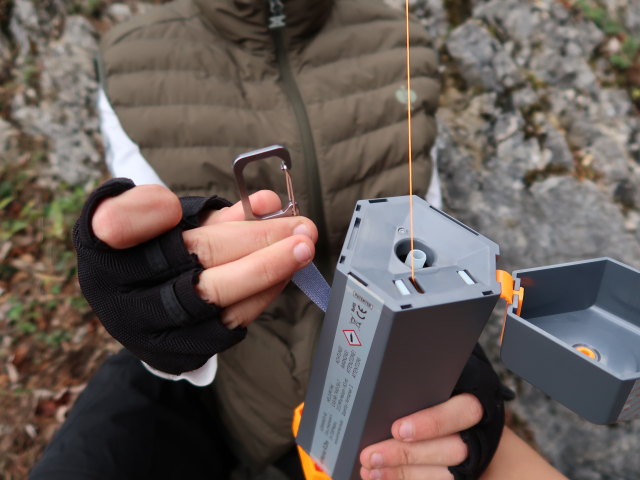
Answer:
[
  {"left": 394, "top": 279, "right": 411, "bottom": 296},
  {"left": 458, "top": 270, "right": 476, "bottom": 285},
  {"left": 347, "top": 217, "right": 361, "bottom": 250}
]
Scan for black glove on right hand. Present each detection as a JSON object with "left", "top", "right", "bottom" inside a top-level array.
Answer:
[
  {"left": 73, "top": 178, "right": 247, "bottom": 375},
  {"left": 449, "top": 344, "right": 515, "bottom": 480}
]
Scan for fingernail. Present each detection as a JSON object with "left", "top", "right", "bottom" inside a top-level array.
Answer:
[
  {"left": 370, "top": 469, "right": 382, "bottom": 480},
  {"left": 293, "top": 242, "right": 312, "bottom": 263},
  {"left": 398, "top": 421, "right": 414, "bottom": 440},
  {"left": 222, "top": 315, "right": 239, "bottom": 330},
  {"left": 370, "top": 452, "right": 384, "bottom": 468},
  {"left": 293, "top": 223, "right": 312, "bottom": 238}
]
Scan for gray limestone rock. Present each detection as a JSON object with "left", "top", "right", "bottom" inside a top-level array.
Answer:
[
  {"left": 438, "top": 95, "right": 640, "bottom": 477},
  {"left": 431, "top": 2, "right": 640, "bottom": 476},
  {"left": 630, "top": 128, "right": 640, "bottom": 165},
  {"left": 0, "top": 32, "right": 11, "bottom": 73},
  {"left": 9, "top": 0, "right": 65, "bottom": 63},
  {"left": 601, "top": 0, "right": 640, "bottom": 32},
  {"left": 584, "top": 135, "right": 632, "bottom": 182},
  {"left": 11, "top": 15, "right": 102, "bottom": 185},
  {"left": 597, "top": 88, "right": 633, "bottom": 117},
  {"left": 384, "top": 0, "right": 449, "bottom": 49},
  {"left": 0, "top": 118, "right": 18, "bottom": 155},
  {"left": 540, "top": 124, "right": 575, "bottom": 170},
  {"left": 627, "top": 2, "right": 640, "bottom": 32},
  {"left": 474, "top": 0, "right": 603, "bottom": 92},
  {"left": 446, "top": 20, "right": 523, "bottom": 92},
  {"left": 9, "top": 0, "right": 43, "bottom": 59},
  {"left": 510, "top": 86, "right": 540, "bottom": 110},
  {"left": 414, "top": 0, "right": 449, "bottom": 49}
]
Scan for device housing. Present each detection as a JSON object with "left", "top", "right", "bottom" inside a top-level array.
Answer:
[
  {"left": 296, "top": 196, "right": 500, "bottom": 480},
  {"left": 501, "top": 257, "right": 640, "bottom": 424}
]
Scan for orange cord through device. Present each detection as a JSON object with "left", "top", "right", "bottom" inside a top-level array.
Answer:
[{"left": 405, "top": 0, "right": 415, "bottom": 281}]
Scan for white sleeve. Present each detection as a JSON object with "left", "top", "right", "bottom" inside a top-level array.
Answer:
[
  {"left": 98, "top": 88, "right": 166, "bottom": 186},
  {"left": 142, "top": 356, "right": 218, "bottom": 387},
  {"left": 98, "top": 88, "right": 218, "bottom": 386}
]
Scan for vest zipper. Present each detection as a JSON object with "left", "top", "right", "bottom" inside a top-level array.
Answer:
[{"left": 269, "top": 5, "right": 331, "bottom": 274}]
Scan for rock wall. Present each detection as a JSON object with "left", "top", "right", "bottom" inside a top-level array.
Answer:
[
  {"left": 6, "top": 1, "right": 102, "bottom": 186},
  {"left": 414, "top": 0, "right": 640, "bottom": 478}
]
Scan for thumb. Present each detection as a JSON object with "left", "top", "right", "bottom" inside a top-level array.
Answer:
[{"left": 91, "top": 183, "right": 182, "bottom": 249}]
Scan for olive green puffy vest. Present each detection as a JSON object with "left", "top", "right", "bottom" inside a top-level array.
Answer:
[{"left": 100, "top": 0, "right": 439, "bottom": 467}]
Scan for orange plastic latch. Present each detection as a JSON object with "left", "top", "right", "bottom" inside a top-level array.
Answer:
[
  {"left": 496, "top": 270, "right": 525, "bottom": 343},
  {"left": 292, "top": 403, "right": 333, "bottom": 480}
]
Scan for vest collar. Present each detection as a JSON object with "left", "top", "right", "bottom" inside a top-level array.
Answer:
[{"left": 194, "top": 0, "right": 334, "bottom": 51}]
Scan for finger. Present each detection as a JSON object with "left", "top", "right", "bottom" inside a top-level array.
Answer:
[
  {"left": 360, "top": 434, "right": 468, "bottom": 470},
  {"left": 202, "top": 190, "right": 283, "bottom": 225},
  {"left": 220, "top": 281, "right": 288, "bottom": 329},
  {"left": 91, "top": 184, "right": 182, "bottom": 249},
  {"left": 360, "top": 465, "right": 453, "bottom": 480},
  {"left": 195, "top": 234, "right": 314, "bottom": 307},
  {"left": 183, "top": 216, "right": 317, "bottom": 268},
  {"left": 391, "top": 394, "right": 483, "bottom": 442}
]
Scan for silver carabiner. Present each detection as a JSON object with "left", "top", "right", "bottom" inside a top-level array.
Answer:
[{"left": 233, "top": 145, "right": 299, "bottom": 220}]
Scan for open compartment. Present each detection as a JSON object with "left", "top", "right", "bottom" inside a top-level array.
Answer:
[{"left": 501, "top": 258, "right": 640, "bottom": 423}]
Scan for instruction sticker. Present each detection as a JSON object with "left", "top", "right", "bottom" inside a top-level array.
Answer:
[{"left": 309, "top": 275, "right": 384, "bottom": 475}]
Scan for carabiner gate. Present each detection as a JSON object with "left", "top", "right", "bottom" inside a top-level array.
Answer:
[{"left": 233, "top": 145, "right": 299, "bottom": 220}]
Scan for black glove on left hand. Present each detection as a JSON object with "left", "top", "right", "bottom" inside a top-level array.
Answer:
[
  {"left": 73, "top": 178, "right": 246, "bottom": 375},
  {"left": 448, "top": 344, "right": 515, "bottom": 480}
]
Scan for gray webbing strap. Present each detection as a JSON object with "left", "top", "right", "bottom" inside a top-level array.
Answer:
[
  {"left": 231, "top": 146, "right": 329, "bottom": 311},
  {"left": 292, "top": 263, "right": 330, "bottom": 312}
]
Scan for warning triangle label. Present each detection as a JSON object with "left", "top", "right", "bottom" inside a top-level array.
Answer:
[{"left": 343, "top": 329, "right": 362, "bottom": 346}]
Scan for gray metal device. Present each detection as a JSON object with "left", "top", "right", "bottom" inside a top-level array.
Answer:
[
  {"left": 501, "top": 258, "right": 640, "bottom": 424},
  {"left": 296, "top": 195, "right": 501, "bottom": 480}
]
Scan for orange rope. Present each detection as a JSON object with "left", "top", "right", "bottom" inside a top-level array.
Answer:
[{"left": 405, "top": 0, "right": 414, "bottom": 281}]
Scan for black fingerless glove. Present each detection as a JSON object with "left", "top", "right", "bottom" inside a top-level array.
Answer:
[
  {"left": 449, "top": 344, "right": 515, "bottom": 480},
  {"left": 73, "top": 178, "right": 247, "bottom": 375}
]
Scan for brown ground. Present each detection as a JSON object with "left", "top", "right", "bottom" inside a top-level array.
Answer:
[{"left": 0, "top": 147, "right": 119, "bottom": 479}]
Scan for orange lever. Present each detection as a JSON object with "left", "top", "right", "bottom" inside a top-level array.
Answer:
[
  {"left": 496, "top": 270, "right": 525, "bottom": 343},
  {"left": 292, "top": 403, "right": 333, "bottom": 480}
]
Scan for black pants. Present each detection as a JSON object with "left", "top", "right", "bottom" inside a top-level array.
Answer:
[{"left": 29, "top": 350, "right": 304, "bottom": 480}]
